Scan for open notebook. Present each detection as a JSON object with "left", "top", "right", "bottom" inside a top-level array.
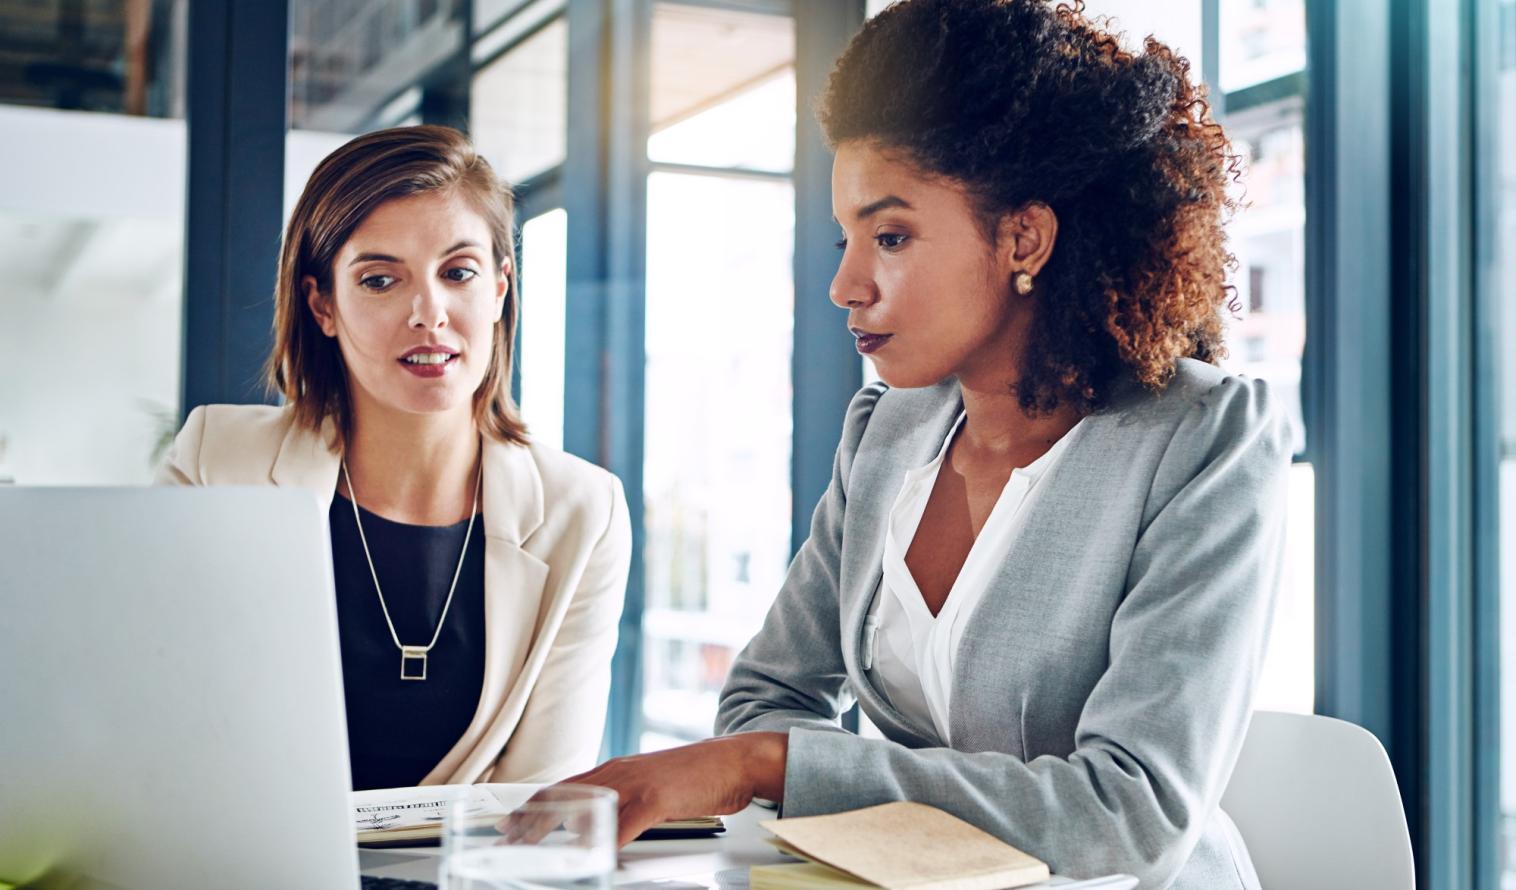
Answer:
[{"left": 353, "top": 785, "right": 722, "bottom": 847}]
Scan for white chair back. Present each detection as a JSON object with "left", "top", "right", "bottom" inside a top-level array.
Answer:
[{"left": 1221, "top": 710, "right": 1415, "bottom": 889}]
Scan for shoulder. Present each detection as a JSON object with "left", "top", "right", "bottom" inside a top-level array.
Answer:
[
  {"left": 156, "top": 404, "right": 305, "bottom": 485},
  {"left": 1101, "top": 359, "right": 1286, "bottom": 450},
  {"left": 523, "top": 441, "right": 626, "bottom": 524},
  {"left": 1101, "top": 360, "right": 1291, "bottom": 515},
  {"left": 511, "top": 441, "right": 630, "bottom": 567},
  {"left": 198, "top": 402, "right": 299, "bottom": 446}
]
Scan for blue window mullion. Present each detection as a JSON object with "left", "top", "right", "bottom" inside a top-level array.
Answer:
[{"left": 563, "top": 0, "right": 651, "bottom": 758}]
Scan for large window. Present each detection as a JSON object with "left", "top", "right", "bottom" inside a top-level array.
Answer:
[
  {"left": 639, "top": 2, "right": 797, "bottom": 751},
  {"left": 1219, "top": 0, "right": 1307, "bottom": 92},
  {"left": 519, "top": 208, "right": 568, "bottom": 450},
  {"left": 288, "top": 0, "right": 459, "bottom": 132},
  {"left": 1220, "top": 80, "right": 1312, "bottom": 716},
  {"left": 471, "top": 15, "right": 567, "bottom": 184}
]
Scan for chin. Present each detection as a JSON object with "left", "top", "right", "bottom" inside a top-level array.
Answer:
[
  {"left": 871, "top": 360, "right": 953, "bottom": 391},
  {"left": 375, "top": 380, "right": 477, "bottom": 417},
  {"left": 399, "top": 396, "right": 472, "bottom": 416}
]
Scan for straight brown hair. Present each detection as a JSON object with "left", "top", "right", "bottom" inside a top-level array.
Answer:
[{"left": 265, "top": 125, "right": 527, "bottom": 451}]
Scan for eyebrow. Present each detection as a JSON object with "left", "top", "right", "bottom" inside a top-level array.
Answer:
[
  {"left": 347, "top": 240, "right": 484, "bottom": 267},
  {"left": 832, "top": 195, "right": 914, "bottom": 225}
]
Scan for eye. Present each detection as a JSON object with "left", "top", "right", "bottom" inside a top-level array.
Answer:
[
  {"left": 360, "top": 274, "right": 396, "bottom": 291},
  {"left": 834, "top": 237, "right": 848, "bottom": 251},
  {"left": 875, "top": 232, "right": 908, "bottom": 250},
  {"left": 443, "top": 267, "right": 479, "bottom": 283}
]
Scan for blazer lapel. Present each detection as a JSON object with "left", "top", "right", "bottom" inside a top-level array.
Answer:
[
  {"left": 839, "top": 381, "right": 963, "bottom": 747},
  {"left": 429, "top": 440, "right": 552, "bottom": 784},
  {"left": 946, "top": 403, "right": 1134, "bottom": 752},
  {"left": 475, "top": 438, "right": 551, "bottom": 706}
]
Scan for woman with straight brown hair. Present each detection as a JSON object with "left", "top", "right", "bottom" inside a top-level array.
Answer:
[{"left": 157, "top": 125, "right": 631, "bottom": 790}]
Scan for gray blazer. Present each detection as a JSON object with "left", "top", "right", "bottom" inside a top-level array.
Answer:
[{"left": 716, "top": 358, "right": 1289, "bottom": 889}]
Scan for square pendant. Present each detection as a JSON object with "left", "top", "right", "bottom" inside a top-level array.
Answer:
[{"left": 400, "top": 646, "right": 429, "bottom": 681}]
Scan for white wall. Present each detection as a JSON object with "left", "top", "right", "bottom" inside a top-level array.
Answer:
[
  {"left": 0, "top": 112, "right": 362, "bottom": 485},
  {"left": 0, "top": 105, "right": 185, "bottom": 484}
]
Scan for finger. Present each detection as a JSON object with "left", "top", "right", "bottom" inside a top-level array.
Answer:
[
  {"left": 496, "top": 806, "right": 562, "bottom": 844},
  {"left": 616, "top": 801, "right": 663, "bottom": 849},
  {"left": 566, "top": 806, "right": 600, "bottom": 839},
  {"left": 494, "top": 782, "right": 573, "bottom": 840}
]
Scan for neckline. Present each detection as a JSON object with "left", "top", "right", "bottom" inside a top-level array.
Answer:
[
  {"left": 886, "top": 413, "right": 1086, "bottom": 624},
  {"left": 922, "top": 410, "right": 1085, "bottom": 477},
  {"left": 332, "top": 491, "right": 481, "bottom": 532}
]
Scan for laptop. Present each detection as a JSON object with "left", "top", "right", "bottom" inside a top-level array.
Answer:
[{"left": 0, "top": 487, "right": 438, "bottom": 889}]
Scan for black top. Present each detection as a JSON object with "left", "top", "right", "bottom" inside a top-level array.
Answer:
[{"left": 329, "top": 493, "right": 486, "bottom": 791}]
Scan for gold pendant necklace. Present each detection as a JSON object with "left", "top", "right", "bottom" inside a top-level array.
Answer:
[{"left": 342, "top": 453, "right": 482, "bottom": 681}]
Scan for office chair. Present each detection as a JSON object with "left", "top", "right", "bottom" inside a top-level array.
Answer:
[{"left": 1221, "top": 710, "right": 1415, "bottom": 889}]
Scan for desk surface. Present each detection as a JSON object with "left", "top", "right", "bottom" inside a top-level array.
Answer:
[
  {"left": 616, "top": 803, "right": 788, "bottom": 888},
  {"left": 359, "top": 803, "right": 1137, "bottom": 889}
]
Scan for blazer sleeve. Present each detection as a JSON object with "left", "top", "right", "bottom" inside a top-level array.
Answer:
[
  {"left": 486, "top": 475, "right": 632, "bottom": 782},
  {"left": 715, "top": 382, "right": 887, "bottom": 737},
  {"left": 154, "top": 405, "right": 208, "bottom": 485},
  {"left": 770, "top": 377, "right": 1289, "bottom": 888}
]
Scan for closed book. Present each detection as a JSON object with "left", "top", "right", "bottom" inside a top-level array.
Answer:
[
  {"left": 751, "top": 860, "right": 873, "bottom": 888},
  {"left": 755, "top": 801, "right": 1050, "bottom": 890}
]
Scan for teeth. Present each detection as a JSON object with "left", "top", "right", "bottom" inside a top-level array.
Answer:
[{"left": 404, "top": 352, "right": 453, "bottom": 365}]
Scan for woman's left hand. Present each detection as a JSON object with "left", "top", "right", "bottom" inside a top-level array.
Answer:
[{"left": 564, "top": 731, "right": 788, "bottom": 847}]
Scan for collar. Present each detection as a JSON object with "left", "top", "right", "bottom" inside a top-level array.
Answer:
[{"left": 268, "top": 417, "right": 544, "bottom": 545}]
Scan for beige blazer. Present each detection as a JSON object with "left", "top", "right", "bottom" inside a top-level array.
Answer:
[{"left": 156, "top": 404, "right": 631, "bottom": 785}]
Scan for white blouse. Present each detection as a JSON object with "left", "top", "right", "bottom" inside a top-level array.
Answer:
[{"left": 862, "top": 412, "right": 1083, "bottom": 743}]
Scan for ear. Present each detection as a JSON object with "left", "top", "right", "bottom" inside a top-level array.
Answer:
[
  {"left": 304, "top": 275, "right": 337, "bottom": 338},
  {"left": 995, "top": 202, "right": 1059, "bottom": 279}
]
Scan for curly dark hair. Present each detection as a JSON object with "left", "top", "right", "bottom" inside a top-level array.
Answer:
[{"left": 819, "top": 0, "right": 1241, "bottom": 413}]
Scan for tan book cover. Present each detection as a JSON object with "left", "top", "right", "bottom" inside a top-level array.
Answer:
[
  {"left": 757, "top": 801, "right": 1050, "bottom": 890},
  {"left": 751, "top": 860, "right": 874, "bottom": 888}
]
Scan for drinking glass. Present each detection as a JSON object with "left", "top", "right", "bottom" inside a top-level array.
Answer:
[{"left": 440, "top": 784, "right": 617, "bottom": 890}]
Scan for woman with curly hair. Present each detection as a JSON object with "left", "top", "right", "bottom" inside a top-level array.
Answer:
[{"left": 567, "top": 2, "right": 1285, "bottom": 885}]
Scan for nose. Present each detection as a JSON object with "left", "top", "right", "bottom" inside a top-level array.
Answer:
[
  {"left": 828, "top": 246, "right": 878, "bottom": 310},
  {"left": 408, "top": 280, "right": 448, "bottom": 330}
]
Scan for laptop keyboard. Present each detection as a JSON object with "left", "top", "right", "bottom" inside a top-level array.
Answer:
[{"left": 360, "top": 876, "right": 437, "bottom": 890}]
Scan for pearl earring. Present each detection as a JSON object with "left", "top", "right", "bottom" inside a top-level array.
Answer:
[{"left": 1014, "top": 271, "right": 1035, "bottom": 296}]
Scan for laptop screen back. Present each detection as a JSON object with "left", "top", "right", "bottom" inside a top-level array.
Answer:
[{"left": 0, "top": 487, "right": 358, "bottom": 889}]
